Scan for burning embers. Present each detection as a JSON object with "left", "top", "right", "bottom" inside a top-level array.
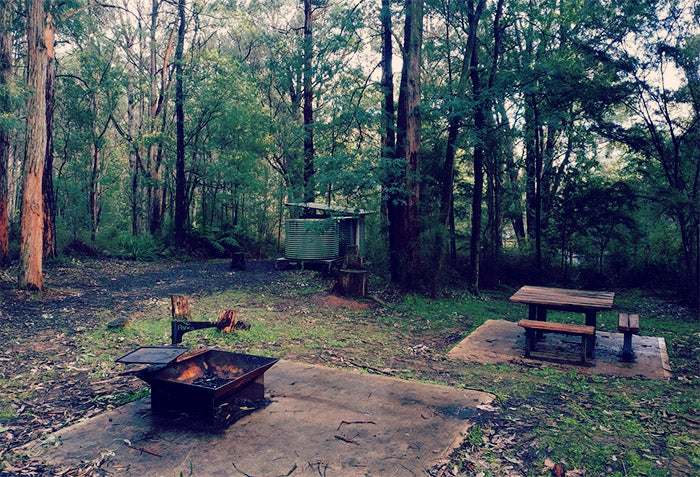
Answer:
[
  {"left": 158, "top": 354, "right": 244, "bottom": 388},
  {"left": 117, "top": 348, "right": 278, "bottom": 425}
]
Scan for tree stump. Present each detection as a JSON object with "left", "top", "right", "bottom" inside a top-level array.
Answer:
[
  {"left": 338, "top": 269, "right": 367, "bottom": 298},
  {"left": 217, "top": 309, "right": 237, "bottom": 333},
  {"left": 230, "top": 252, "right": 246, "bottom": 270},
  {"left": 343, "top": 245, "right": 363, "bottom": 269},
  {"left": 171, "top": 295, "right": 191, "bottom": 321}
]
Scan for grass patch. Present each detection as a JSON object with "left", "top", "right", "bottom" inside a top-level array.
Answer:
[
  {"left": 67, "top": 272, "right": 698, "bottom": 476},
  {"left": 0, "top": 409, "right": 17, "bottom": 421}
]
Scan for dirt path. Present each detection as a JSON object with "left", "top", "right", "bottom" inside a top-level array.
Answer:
[{"left": 0, "top": 259, "right": 288, "bottom": 469}]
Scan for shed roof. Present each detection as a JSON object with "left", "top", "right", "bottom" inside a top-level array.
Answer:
[{"left": 285, "top": 202, "right": 373, "bottom": 216}]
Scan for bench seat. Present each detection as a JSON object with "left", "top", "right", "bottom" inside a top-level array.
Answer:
[
  {"left": 618, "top": 313, "right": 640, "bottom": 362},
  {"left": 518, "top": 319, "right": 595, "bottom": 363}
]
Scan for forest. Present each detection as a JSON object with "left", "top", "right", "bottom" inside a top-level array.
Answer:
[{"left": 0, "top": 0, "right": 698, "bottom": 305}]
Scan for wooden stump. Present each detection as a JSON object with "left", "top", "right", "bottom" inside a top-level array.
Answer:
[
  {"left": 230, "top": 252, "right": 246, "bottom": 270},
  {"left": 343, "top": 245, "right": 363, "bottom": 269},
  {"left": 217, "top": 309, "right": 237, "bottom": 333},
  {"left": 171, "top": 295, "right": 192, "bottom": 321},
  {"left": 338, "top": 269, "right": 367, "bottom": 298}
]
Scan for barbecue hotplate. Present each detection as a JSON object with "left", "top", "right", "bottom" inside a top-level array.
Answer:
[{"left": 116, "top": 346, "right": 189, "bottom": 365}]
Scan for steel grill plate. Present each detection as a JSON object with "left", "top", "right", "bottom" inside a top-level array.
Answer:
[{"left": 116, "top": 346, "right": 189, "bottom": 365}]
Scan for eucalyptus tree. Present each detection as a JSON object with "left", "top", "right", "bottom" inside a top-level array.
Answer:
[
  {"left": 0, "top": 0, "right": 14, "bottom": 266},
  {"left": 183, "top": 47, "right": 271, "bottom": 234},
  {"left": 387, "top": 0, "right": 424, "bottom": 286},
  {"left": 57, "top": 10, "right": 126, "bottom": 242},
  {"left": 600, "top": 0, "right": 700, "bottom": 301},
  {"left": 19, "top": 0, "right": 48, "bottom": 290},
  {"left": 174, "top": 0, "right": 186, "bottom": 242},
  {"left": 509, "top": 0, "right": 657, "bottom": 270},
  {"left": 43, "top": 7, "right": 57, "bottom": 258}
]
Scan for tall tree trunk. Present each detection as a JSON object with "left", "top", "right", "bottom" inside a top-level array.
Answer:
[
  {"left": 483, "top": 0, "right": 505, "bottom": 269},
  {"left": 19, "top": 0, "right": 48, "bottom": 290},
  {"left": 439, "top": 0, "right": 483, "bottom": 228},
  {"left": 302, "top": 0, "right": 315, "bottom": 202},
  {"left": 174, "top": 0, "right": 187, "bottom": 242},
  {"left": 0, "top": 0, "right": 13, "bottom": 267},
  {"left": 148, "top": 0, "right": 172, "bottom": 236},
  {"left": 89, "top": 135, "right": 101, "bottom": 242},
  {"left": 469, "top": 40, "right": 484, "bottom": 291},
  {"left": 126, "top": 73, "right": 142, "bottom": 236},
  {"left": 380, "top": 0, "right": 395, "bottom": 163},
  {"left": 532, "top": 98, "right": 543, "bottom": 270},
  {"left": 391, "top": 0, "right": 423, "bottom": 286},
  {"left": 439, "top": 0, "right": 484, "bottom": 271},
  {"left": 42, "top": 13, "right": 56, "bottom": 259},
  {"left": 380, "top": 0, "right": 400, "bottom": 277}
]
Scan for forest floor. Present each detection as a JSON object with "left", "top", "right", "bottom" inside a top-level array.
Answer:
[{"left": 0, "top": 258, "right": 698, "bottom": 476}]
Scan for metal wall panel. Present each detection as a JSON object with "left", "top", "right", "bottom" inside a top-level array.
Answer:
[{"left": 285, "top": 219, "right": 339, "bottom": 260}]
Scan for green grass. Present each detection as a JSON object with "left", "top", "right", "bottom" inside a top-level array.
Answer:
[
  {"left": 0, "top": 409, "right": 17, "bottom": 421},
  {"left": 70, "top": 275, "right": 699, "bottom": 476}
]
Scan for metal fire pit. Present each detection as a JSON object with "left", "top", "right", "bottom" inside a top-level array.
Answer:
[{"left": 119, "top": 348, "right": 278, "bottom": 423}]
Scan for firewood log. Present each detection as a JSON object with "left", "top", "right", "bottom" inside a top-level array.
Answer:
[
  {"left": 171, "top": 295, "right": 192, "bottom": 321},
  {"left": 217, "top": 309, "right": 237, "bottom": 333}
]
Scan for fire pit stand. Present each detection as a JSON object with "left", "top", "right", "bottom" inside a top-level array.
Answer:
[{"left": 117, "top": 347, "right": 278, "bottom": 424}]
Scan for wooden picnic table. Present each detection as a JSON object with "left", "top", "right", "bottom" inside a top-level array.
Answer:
[{"left": 509, "top": 285, "right": 615, "bottom": 356}]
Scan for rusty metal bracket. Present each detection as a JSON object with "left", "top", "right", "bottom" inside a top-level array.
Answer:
[{"left": 171, "top": 320, "right": 220, "bottom": 345}]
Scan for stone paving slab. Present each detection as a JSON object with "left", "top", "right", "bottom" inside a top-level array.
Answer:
[
  {"left": 29, "top": 360, "right": 494, "bottom": 476},
  {"left": 448, "top": 319, "right": 671, "bottom": 379}
]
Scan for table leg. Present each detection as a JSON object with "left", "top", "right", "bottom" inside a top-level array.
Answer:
[
  {"left": 536, "top": 306, "right": 547, "bottom": 321},
  {"left": 528, "top": 304, "right": 537, "bottom": 321},
  {"left": 585, "top": 311, "right": 596, "bottom": 357},
  {"left": 524, "top": 329, "right": 534, "bottom": 357},
  {"left": 535, "top": 305, "right": 547, "bottom": 342},
  {"left": 527, "top": 305, "right": 541, "bottom": 342}
]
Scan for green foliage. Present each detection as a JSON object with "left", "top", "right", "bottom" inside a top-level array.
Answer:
[
  {"left": 182, "top": 226, "right": 240, "bottom": 259},
  {"left": 18, "top": 0, "right": 694, "bottom": 305},
  {"left": 96, "top": 228, "right": 161, "bottom": 260}
]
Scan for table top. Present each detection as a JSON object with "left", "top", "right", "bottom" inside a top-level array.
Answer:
[{"left": 509, "top": 286, "right": 615, "bottom": 311}]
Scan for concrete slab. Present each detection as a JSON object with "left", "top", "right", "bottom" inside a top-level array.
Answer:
[
  {"left": 448, "top": 319, "right": 671, "bottom": 379},
  {"left": 29, "top": 360, "right": 494, "bottom": 476}
]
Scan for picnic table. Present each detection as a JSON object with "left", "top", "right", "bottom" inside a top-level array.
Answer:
[{"left": 509, "top": 286, "right": 615, "bottom": 358}]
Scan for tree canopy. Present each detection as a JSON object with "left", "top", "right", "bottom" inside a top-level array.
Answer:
[{"left": 0, "top": 0, "right": 697, "bottom": 303}]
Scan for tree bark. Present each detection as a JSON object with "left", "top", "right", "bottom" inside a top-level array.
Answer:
[
  {"left": 380, "top": 0, "right": 401, "bottom": 280},
  {"left": 380, "top": 0, "right": 395, "bottom": 163},
  {"left": 43, "top": 13, "right": 56, "bottom": 259},
  {"left": 391, "top": 0, "right": 423, "bottom": 286},
  {"left": 19, "top": 0, "right": 48, "bottom": 290},
  {"left": 148, "top": 0, "right": 172, "bottom": 236},
  {"left": 174, "top": 0, "right": 187, "bottom": 243},
  {"left": 469, "top": 40, "right": 484, "bottom": 291},
  {"left": 439, "top": 0, "right": 484, "bottom": 272},
  {"left": 483, "top": 0, "right": 505, "bottom": 268},
  {"left": 0, "top": 0, "right": 13, "bottom": 267},
  {"left": 302, "top": 0, "right": 315, "bottom": 202}
]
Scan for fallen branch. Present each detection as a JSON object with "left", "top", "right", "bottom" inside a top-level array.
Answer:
[
  {"left": 123, "top": 442, "right": 161, "bottom": 457},
  {"left": 347, "top": 360, "right": 394, "bottom": 376},
  {"left": 279, "top": 463, "right": 297, "bottom": 476},
  {"left": 334, "top": 435, "right": 359, "bottom": 445},
  {"left": 232, "top": 461, "right": 254, "bottom": 477},
  {"left": 336, "top": 420, "right": 376, "bottom": 431}
]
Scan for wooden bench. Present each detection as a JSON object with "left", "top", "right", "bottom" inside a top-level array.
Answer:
[
  {"left": 618, "top": 313, "right": 640, "bottom": 362},
  {"left": 518, "top": 319, "right": 595, "bottom": 363}
]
